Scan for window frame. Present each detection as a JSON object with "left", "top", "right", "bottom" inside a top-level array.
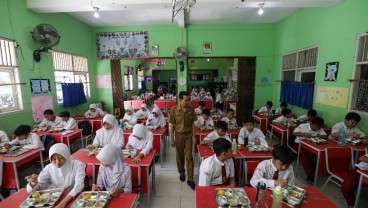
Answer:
[{"left": 124, "top": 65, "right": 134, "bottom": 91}]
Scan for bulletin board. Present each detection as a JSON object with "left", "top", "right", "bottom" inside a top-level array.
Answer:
[
  {"left": 316, "top": 86, "right": 349, "bottom": 108},
  {"left": 30, "top": 79, "right": 51, "bottom": 96}
]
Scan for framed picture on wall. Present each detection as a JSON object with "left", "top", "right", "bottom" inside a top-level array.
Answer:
[
  {"left": 150, "top": 44, "right": 159, "bottom": 56},
  {"left": 203, "top": 42, "right": 212, "bottom": 54},
  {"left": 324, "top": 62, "right": 339, "bottom": 81}
]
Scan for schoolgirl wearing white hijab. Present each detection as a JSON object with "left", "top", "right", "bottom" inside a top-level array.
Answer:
[
  {"left": 146, "top": 107, "right": 166, "bottom": 128},
  {"left": 126, "top": 124, "right": 153, "bottom": 163},
  {"left": 121, "top": 105, "right": 137, "bottom": 125},
  {"left": 25, "top": 143, "right": 86, "bottom": 208},
  {"left": 88, "top": 114, "right": 124, "bottom": 150},
  {"left": 84, "top": 104, "right": 106, "bottom": 118},
  {"left": 92, "top": 145, "right": 132, "bottom": 196},
  {"left": 135, "top": 103, "right": 150, "bottom": 119}
]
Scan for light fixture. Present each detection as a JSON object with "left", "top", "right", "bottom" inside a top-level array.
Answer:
[
  {"left": 93, "top": 7, "right": 99, "bottom": 18},
  {"left": 258, "top": 3, "right": 264, "bottom": 15}
]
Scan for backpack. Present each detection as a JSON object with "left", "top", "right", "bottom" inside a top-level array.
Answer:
[
  {"left": 40, "top": 134, "right": 56, "bottom": 158},
  {"left": 78, "top": 120, "right": 92, "bottom": 135}
]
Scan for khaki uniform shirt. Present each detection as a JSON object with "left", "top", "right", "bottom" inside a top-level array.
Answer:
[{"left": 169, "top": 105, "right": 196, "bottom": 133}]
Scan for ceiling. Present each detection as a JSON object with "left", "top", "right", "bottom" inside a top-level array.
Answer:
[{"left": 27, "top": 0, "right": 343, "bottom": 28}]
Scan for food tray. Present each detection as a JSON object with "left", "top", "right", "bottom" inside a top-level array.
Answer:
[
  {"left": 48, "top": 127, "right": 63, "bottom": 132},
  {"left": 4, "top": 148, "right": 31, "bottom": 157},
  {"left": 246, "top": 145, "right": 269, "bottom": 152},
  {"left": 307, "top": 137, "right": 327, "bottom": 144},
  {"left": 87, "top": 148, "right": 102, "bottom": 156},
  {"left": 346, "top": 137, "right": 363, "bottom": 145},
  {"left": 19, "top": 188, "right": 64, "bottom": 208},
  {"left": 32, "top": 127, "right": 47, "bottom": 132},
  {"left": 215, "top": 188, "right": 251, "bottom": 208},
  {"left": 123, "top": 125, "right": 133, "bottom": 130},
  {"left": 147, "top": 126, "right": 158, "bottom": 130},
  {"left": 199, "top": 126, "right": 213, "bottom": 131},
  {"left": 71, "top": 191, "right": 110, "bottom": 208},
  {"left": 211, "top": 114, "right": 221, "bottom": 118}
]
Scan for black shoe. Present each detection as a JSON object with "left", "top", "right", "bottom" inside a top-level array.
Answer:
[
  {"left": 187, "top": 180, "right": 196, "bottom": 190},
  {"left": 179, "top": 173, "right": 185, "bottom": 182},
  {"left": 306, "top": 173, "right": 315, "bottom": 182},
  {"left": 154, "top": 155, "right": 159, "bottom": 163}
]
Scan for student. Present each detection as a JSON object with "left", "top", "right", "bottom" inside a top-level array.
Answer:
[
  {"left": 297, "top": 109, "right": 317, "bottom": 123},
  {"left": 210, "top": 103, "right": 223, "bottom": 116},
  {"left": 273, "top": 108, "right": 296, "bottom": 125},
  {"left": 198, "top": 138, "right": 236, "bottom": 186},
  {"left": 340, "top": 154, "right": 368, "bottom": 207},
  {"left": 121, "top": 105, "right": 137, "bottom": 125},
  {"left": 195, "top": 101, "right": 206, "bottom": 115},
  {"left": 221, "top": 109, "right": 237, "bottom": 128},
  {"left": 59, "top": 111, "right": 77, "bottom": 130},
  {"left": 0, "top": 130, "right": 10, "bottom": 147},
  {"left": 93, "top": 145, "right": 132, "bottom": 196},
  {"left": 238, "top": 117, "right": 268, "bottom": 147},
  {"left": 88, "top": 114, "right": 124, "bottom": 150},
  {"left": 292, "top": 117, "right": 327, "bottom": 181},
  {"left": 36, "top": 109, "right": 63, "bottom": 129},
  {"left": 201, "top": 121, "right": 230, "bottom": 145},
  {"left": 250, "top": 145, "right": 295, "bottom": 188},
  {"left": 126, "top": 124, "right": 153, "bottom": 163},
  {"left": 258, "top": 101, "right": 273, "bottom": 115},
  {"left": 84, "top": 104, "right": 106, "bottom": 118},
  {"left": 4, "top": 125, "right": 43, "bottom": 149},
  {"left": 25, "top": 143, "right": 85, "bottom": 208},
  {"left": 274, "top": 102, "right": 287, "bottom": 116},
  {"left": 195, "top": 109, "right": 214, "bottom": 128},
  {"left": 146, "top": 107, "right": 166, "bottom": 128},
  {"left": 135, "top": 103, "right": 150, "bottom": 119},
  {"left": 330, "top": 112, "right": 367, "bottom": 139}
]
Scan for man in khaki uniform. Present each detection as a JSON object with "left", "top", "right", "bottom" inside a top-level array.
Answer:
[{"left": 169, "top": 91, "right": 197, "bottom": 190}]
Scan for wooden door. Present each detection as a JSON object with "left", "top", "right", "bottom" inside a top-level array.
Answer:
[
  {"left": 111, "top": 60, "right": 124, "bottom": 118},
  {"left": 152, "top": 70, "right": 159, "bottom": 93}
]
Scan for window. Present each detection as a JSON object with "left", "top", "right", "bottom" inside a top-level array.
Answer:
[
  {"left": 52, "top": 51, "right": 90, "bottom": 104},
  {"left": 137, "top": 69, "right": 144, "bottom": 90},
  {"left": 0, "top": 38, "right": 23, "bottom": 114},
  {"left": 281, "top": 46, "right": 318, "bottom": 82},
  {"left": 124, "top": 66, "right": 133, "bottom": 91},
  {"left": 350, "top": 34, "right": 368, "bottom": 113}
]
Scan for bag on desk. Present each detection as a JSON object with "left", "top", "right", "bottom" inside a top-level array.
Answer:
[
  {"left": 40, "top": 134, "right": 56, "bottom": 158},
  {"left": 79, "top": 120, "right": 92, "bottom": 135}
]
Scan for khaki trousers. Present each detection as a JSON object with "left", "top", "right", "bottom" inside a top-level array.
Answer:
[{"left": 175, "top": 131, "right": 194, "bottom": 181}]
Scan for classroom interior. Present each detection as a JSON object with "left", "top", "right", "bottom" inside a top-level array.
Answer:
[{"left": 1, "top": 0, "right": 368, "bottom": 207}]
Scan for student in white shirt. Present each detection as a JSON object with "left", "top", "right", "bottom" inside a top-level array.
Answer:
[
  {"left": 250, "top": 145, "right": 295, "bottom": 188},
  {"left": 238, "top": 117, "right": 268, "bottom": 147},
  {"left": 135, "top": 103, "right": 150, "bottom": 119},
  {"left": 0, "top": 130, "right": 10, "bottom": 147},
  {"left": 221, "top": 109, "right": 237, "bottom": 128},
  {"left": 210, "top": 103, "right": 223, "bottom": 116},
  {"left": 36, "top": 109, "right": 63, "bottom": 129},
  {"left": 59, "top": 111, "right": 78, "bottom": 130},
  {"left": 126, "top": 124, "right": 153, "bottom": 163},
  {"left": 274, "top": 102, "right": 287, "bottom": 116},
  {"left": 88, "top": 114, "right": 124, "bottom": 150},
  {"left": 297, "top": 109, "right": 317, "bottom": 124},
  {"left": 257, "top": 101, "right": 273, "bottom": 115},
  {"left": 330, "top": 112, "right": 367, "bottom": 139},
  {"left": 146, "top": 107, "right": 166, "bottom": 128},
  {"left": 199, "top": 138, "right": 236, "bottom": 186},
  {"left": 273, "top": 108, "right": 296, "bottom": 125},
  {"left": 195, "top": 109, "right": 214, "bottom": 128},
  {"left": 121, "top": 105, "right": 137, "bottom": 125},
  {"left": 194, "top": 101, "right": 205, "bottom": 115},
  {"left": 4, "top": 125, "right": 43, "bottom": 150},
  {"left": 84, "top": 104, "right": 106, "bottom": 118},
  {"left": 201, "top": 121, "right": 230, "bottom": 145},
  {"left": 292, "top": 117, "right": 327, "bottom": 182},
  {"left": 25, "top": 143, "right": 85, "bottom": 208},
  {"left": 93, "top": 145, "right": 132, "bottom": 196}
]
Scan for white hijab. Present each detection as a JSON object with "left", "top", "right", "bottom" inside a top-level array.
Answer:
[
  {"left": 123, "top": 105, "right": 137, "bottom": 124},
  {"left": 95, "top": 114, "right": 124, "bottom": 147},
  {"left": 132, "top": 124, "right": 148, "bottom": 138},
  {"left": 96, "top": 145, "right": 127, "bottom": 190},
  {"left": 152, "top": 106, "right": 164, "bottom": 118},
  {"left": 89, "top": 103, "right": 97, "bottom": 109}
]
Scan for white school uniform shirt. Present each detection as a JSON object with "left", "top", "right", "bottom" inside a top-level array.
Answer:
[
  {"left": 258, "top": 106, "right": 272, "bottom": 114},
  {"left": 136, "top": 109, "right": 150, "bottom": 118},
  {"left": 194, "top": 107, "right": 203, "bottom": 115},
  {"left": 61, "top": 117, "right": 78, "bottom": 130},
  {"left": 146, "top": 107, "right": 166, "bottom": 128},
  {"left": 297, "top": 114, "right": 308, "bottom": 121},
  {"left": 198, "top": 154, "right": 235, "bottom": 186},
  {"left": 93, "top": 114, "right": 124, "bottom": 148},
  {"left": 127, "top": 131, "right": 153, "bottom": 156},
  {"left": 27, "top": 143, "right": 85, "bottom": 197},
  {"left": 355, "top": 154, "right": 368, "bottom": 170},
  {"left": 211, "top": 109, "right": 223, "bottom": 116},
  {"left": 84, "top": 107, "right": 106, "bottom": 117},
  {"left": 275, "top": 107, "right": 282, "bottom": 114},
  {"left": 331, "top": 122, "right": 366, "bottom": 138},
  {"left": 203, "top": 130, "right": 231, "bottom": 142},
  {"left": 9, "top": 133, "right": 44, "bottom": 149},
  {"left": 221, "top": 117, "right": 237, "bottom": 127},
  {"left": 237, "top": 127, "right": 268, "bottom": 147},
  {"left": 273, "top": 115, "right": 296, "bottom": 124},
  {"left": 250, "top": 159, "right": 295, "bottom": 188},
  {"left": 0, "top": 130, "right": 10, "bottom": 147},
  {"left": 195, "top": 116, "right": 214, "bottom": 127},
  {"left": 38, "top": 116, "right": 63, "bottom": 128},
  {"left": 293, "top": 123, "right": 327, "bottom": 143}
]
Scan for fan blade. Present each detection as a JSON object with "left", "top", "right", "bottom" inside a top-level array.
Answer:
[
  {"left": 37, "top": 25, "right": 47, "bottom": 35},
  {"left": 48, "top": 30, "right": 59, "bottom": 38}
]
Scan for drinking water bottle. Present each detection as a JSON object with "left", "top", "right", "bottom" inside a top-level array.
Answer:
[{"left": 337, "top": 129, "right": 346, "bottom": 147}]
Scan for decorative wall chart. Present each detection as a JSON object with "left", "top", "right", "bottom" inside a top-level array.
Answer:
[
  {"left": 31, "top": 95, "right": 54, "bottom": 122},
  {"left": 96, "top": 31, "right": 149, "bottom": 60},
  {"left": 316, "top": 86, "right": 348, "bottom": 108}
]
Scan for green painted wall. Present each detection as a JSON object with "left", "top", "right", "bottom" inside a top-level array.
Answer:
[
  {"left": 273, "top": 0, "right": 368, "bottom": 131},
  {"left": 0, "top": 0, "right": 96, "bottom": 136}
]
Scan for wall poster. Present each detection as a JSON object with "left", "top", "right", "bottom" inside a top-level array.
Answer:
[
  {"left": 316, "top": 86, "right": 348, "bottom": 108},
  {"left": 31, "top": 95, "right": 54, "bottom": 122},
  {"left": 30, "top": 79, "right": 51, "bottom": 96},
  {"left": 324, "top": 62, "right": 339, "bottom": 81},
  {"left": 96, "top": 31, "right": 149, "bottom": 60}
]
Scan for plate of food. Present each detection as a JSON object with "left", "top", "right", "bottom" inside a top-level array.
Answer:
[
  {"left": 87, "top": 148, "right": 102, "bottom": 156},
  {"left": 0, "top": 147, "right": 8, "bottom": 153},
  {"left": 246, "top": 145, "right": 269, "bottom": 152},
  {"left": 215, "top": 188, "right": 250, "bottom": 207},
  {"left": 285, "top": 185, "right": 307, "bottom": 206},
  {"left": 124, "top": 125, "right": 133, "bottom": 130},
  {"left": 147, "top": 126, "right": 158, "bottom": 130},
  {"left": 19, "top": 188, "right": 64, "bottom": 208},
  {"left": 307, "top": 137, "right": 327, "bottom": 144},
  {"left": 122, "top": 150, "right": 131, "bottom": 158},
  {"left": 48, "top": 127, "right": 63, "bottom": 132},
  {"left": 71, "top": 191, "right": 110, "bottom": 208}
]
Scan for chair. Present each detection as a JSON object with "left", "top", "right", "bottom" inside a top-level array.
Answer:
[
  {"left": 124, "top": 101, "right": 132, "bottom": 109},
  {"left": 321, "top": 147, "right": 354, "bottom": 191},
  {"left": 166, "top": 100, "right": 177, "bottom": 111},
  {"left": 131, "top": 100, "right": 143, "bottom": 110},
  {"left": 244, "top": 160, "right": 261, "bottom": 186},
  {"left": 154, "top": 100, "right": 165, "bottom": 110},
  {"left": 0, "top": 159, "right": 4, "bottom": 200}
]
